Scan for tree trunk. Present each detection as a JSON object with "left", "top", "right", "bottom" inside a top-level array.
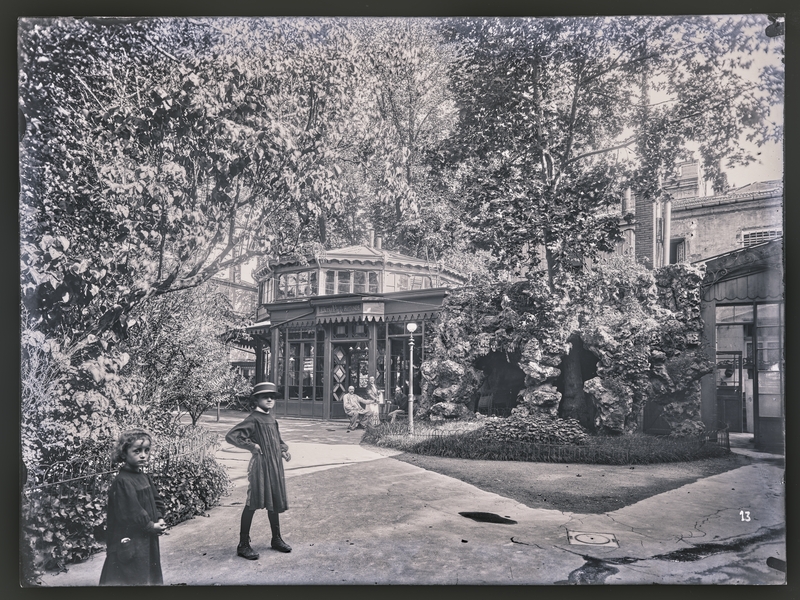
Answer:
[{"left": 558, "top": 336, "right": 594, "bottom": 430}]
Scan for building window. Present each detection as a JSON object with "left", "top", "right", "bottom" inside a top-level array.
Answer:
[
  {"left": 229, "top": 246, "right": 241, "bottom": 282},
  {"left": 286, "top": 273, "right": 297, "bottom": 298},
  {"left": 276, "top": 274, "right": 286, "bottom": 299},
  {"left": 319, "top": 270, "right": 380, "bottom": 296},
  {"left": 310, "top": 271, "right": 318, "bottom": 296},
  {"left": 410, "top": 275, "right": 431, "bottom": 290},
  {"left": 669, "top": 238, "right": 686, "bottom": 264},
  {"left": 338, "top": 270, "right": 351, "bottom": 294},
  {"left": 326, "top": 270, "right": 335, "bottom": 295},
  {"left": 743, "top": 230, "right": 781, "bottom": 247},
  {"left": 354, "top": 271, "right": 366, "bottom": 293}
]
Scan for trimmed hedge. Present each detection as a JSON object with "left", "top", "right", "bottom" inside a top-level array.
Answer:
[{"left": 362, "top": 421, "right": 729, "bottom": 465}]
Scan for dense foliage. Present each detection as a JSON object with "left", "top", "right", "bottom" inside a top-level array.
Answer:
[{"left": 152, "top": 456, "right": 230, "bottom": 527}]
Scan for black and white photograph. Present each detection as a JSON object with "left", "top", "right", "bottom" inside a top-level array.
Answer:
[{"left": 19, "top": 13, "right": 786, "bottom": 586}]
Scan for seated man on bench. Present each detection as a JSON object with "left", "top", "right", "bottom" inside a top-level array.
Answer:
[
  {"left": 343, "top": 386, "right": 370, "bottom": 431},
  {"left": 388, "top": 386, "right": 410, "bottom": 423}
]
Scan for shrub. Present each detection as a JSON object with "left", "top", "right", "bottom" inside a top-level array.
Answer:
[
  {"left": 478, "top": 413, "right": 589, "bottom": 445},
  {"left": 152, "top": 456, "right": 231, "bottom": 526},
  {"left": 21, "top": 478, "right": 111, "bottom": 579},
  {"left": 362, "top": 421, "right": 729, "bottom": 465}
]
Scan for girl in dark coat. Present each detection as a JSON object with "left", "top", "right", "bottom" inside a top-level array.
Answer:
[
  {"left": 100, "top": 429, "right": 167, "bottom": 586},
  {"left": 225, "top": 381, "right": 292, "bottom": 559}
]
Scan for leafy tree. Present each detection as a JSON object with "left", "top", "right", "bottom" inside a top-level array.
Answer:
[
  {"left": 444, "top": 15, "right": 783, "bottom": 288},
  {"left": 18, "top": 17, "right": 376, "bottom": 498},
  {"left": 346, "top": 19, "right": 462, "bottom": 252},
  {"left": 19, "top": 17, "right": 373, "bottom": 350},
  {"left": 122, "top": 282, "right": 251, "bottom": 426}
]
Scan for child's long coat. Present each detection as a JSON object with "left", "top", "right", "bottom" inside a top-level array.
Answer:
[
  {"left": 99, "top": 466, "right": 165, "bottom": 585},
  {"left": 225, "top": 410, "right": 289, "bottom": 512}
]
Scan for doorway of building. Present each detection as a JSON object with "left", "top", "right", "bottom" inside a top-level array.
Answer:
[
  {"left": 716, "top": 351, "right": 744, "bottom": 432},
  {"left": 284, "top": 329, "right": 325, "bottom": 418},
  {"left": 330, "top": 343, "right": 369, "bottom": 418}
]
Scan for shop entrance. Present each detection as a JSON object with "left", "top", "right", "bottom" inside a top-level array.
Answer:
[
  {"left": 330, "top": 343, "right": 369, "bottom": 419},
  {"left": 283, "top": 329, "right": 324, "bottom": 418}
]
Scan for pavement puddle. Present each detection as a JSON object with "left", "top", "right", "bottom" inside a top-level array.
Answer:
[{"left": 459, "top": 511, "right": 517, "bottom": 524}]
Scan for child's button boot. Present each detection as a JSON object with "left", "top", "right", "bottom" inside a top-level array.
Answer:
[
  {"left": 237, "top": 538, "right": 260, "bottom": 560},
  {"left": 271, "top": 536, "right": 292, "bottom": 553}
]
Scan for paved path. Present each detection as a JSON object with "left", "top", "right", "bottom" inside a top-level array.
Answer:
[{"left": 38, "top": 414, "right": 786, "bottom": 586}]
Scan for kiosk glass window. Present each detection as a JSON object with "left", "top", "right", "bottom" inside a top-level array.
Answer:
[
  {"left": 297, "top": 272, "right": 310, "bottom": 297},
  {"left": 338, "top": 271, "right": 351, "bottom": 294},
  {"left": 286, "top": 273, "right": 297, "bottom": 298},
  {"left": 288, "top": 329, "right": 318, "bottom": 402},
  {"left": 310, "top": 271, "right": 318, "bottom": 296},
  {"left": 376, "top": 339, "right": 386, "bottom": 389},
  {"left": 354, "top": 271, "right": 366, "bottom": 293},
  {"left": 276, "top": 329, "right": 285, "bottom": 395},
  {"left": 302, "top": 344, "right": 314, "bottom": 401},
  {"left": 287, "top": 343, "right": 300, "bottom": 399},
  {"left": 325, "top": 270, "right": 336, "bottom": 295},
  {"left": 315, "top": 332, "right": 325, "bottom": 402}
]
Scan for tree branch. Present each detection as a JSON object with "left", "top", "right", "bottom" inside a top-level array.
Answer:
[
  {"left": 565, "top": 136, "right": 638, "bottom": 166},
  {"left": 582, "top": 52, "right": 661, "bottom": 85}
]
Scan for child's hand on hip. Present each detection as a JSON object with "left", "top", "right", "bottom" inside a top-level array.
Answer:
[
  {"left": 282, "top": 451, "right": 291, "bottom": 462},
  {"left": 252, "top": 444, "right": 262, "bottom": 455}
]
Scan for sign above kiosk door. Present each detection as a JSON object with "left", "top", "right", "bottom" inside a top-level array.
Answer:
[{"left": 314, "top": 301, "right": 385, "bottom": 322}]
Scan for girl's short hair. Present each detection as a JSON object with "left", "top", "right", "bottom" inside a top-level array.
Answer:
[{"left": 112, "top": 429, "right": 153, "bottom": 464}]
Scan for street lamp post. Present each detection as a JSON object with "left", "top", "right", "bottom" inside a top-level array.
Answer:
[{"left": 406, "top": 322, "right": 417, "bottom": 435}]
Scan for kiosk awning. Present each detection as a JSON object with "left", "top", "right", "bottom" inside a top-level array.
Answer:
[
  {"left": 314, "top": 300, "right": 385, "bottom": 324},
  {"left": 246, "top": 319, "right": 271, "bottom": 334}
]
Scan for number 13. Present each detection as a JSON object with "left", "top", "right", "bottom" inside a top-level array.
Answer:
[{"left": 740, "top": 510, "right": 751, "bottom": 522}]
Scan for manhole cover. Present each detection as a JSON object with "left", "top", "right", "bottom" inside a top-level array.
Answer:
[{"left": 567, "top": 531, "right": 619, "bottom": 547}]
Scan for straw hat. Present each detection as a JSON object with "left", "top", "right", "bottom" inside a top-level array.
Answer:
[{"left": 252, "top": 381, "right": 278, "bottom": 396}]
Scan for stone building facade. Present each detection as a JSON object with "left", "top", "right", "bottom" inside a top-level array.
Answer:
[{"left": 629, "top": 162, "right": 783, "bottom": 268}]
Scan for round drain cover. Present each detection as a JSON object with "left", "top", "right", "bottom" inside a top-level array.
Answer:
[{"left": 574, "top": 534, "right": 612, "bottom": 545}]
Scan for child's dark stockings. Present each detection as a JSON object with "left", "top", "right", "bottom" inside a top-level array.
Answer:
[{"left": 239, "top": 506, "right": 281, "bottom": 544}]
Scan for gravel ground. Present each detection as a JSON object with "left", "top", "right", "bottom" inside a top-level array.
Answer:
[{"left": 391, "top": 451, "right": 751, "bottom": 513}]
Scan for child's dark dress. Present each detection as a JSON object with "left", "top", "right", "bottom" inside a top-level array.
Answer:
[
  {"left": 225, "top": 410, "right": 289, "bottom": 512},
  {"left": 99, "top": 465, "right": 165, "bottom": 586}
]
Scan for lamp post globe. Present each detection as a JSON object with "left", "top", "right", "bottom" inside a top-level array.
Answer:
[{"left": 406, "top": 322, "right": 417, "bottom": 434}]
